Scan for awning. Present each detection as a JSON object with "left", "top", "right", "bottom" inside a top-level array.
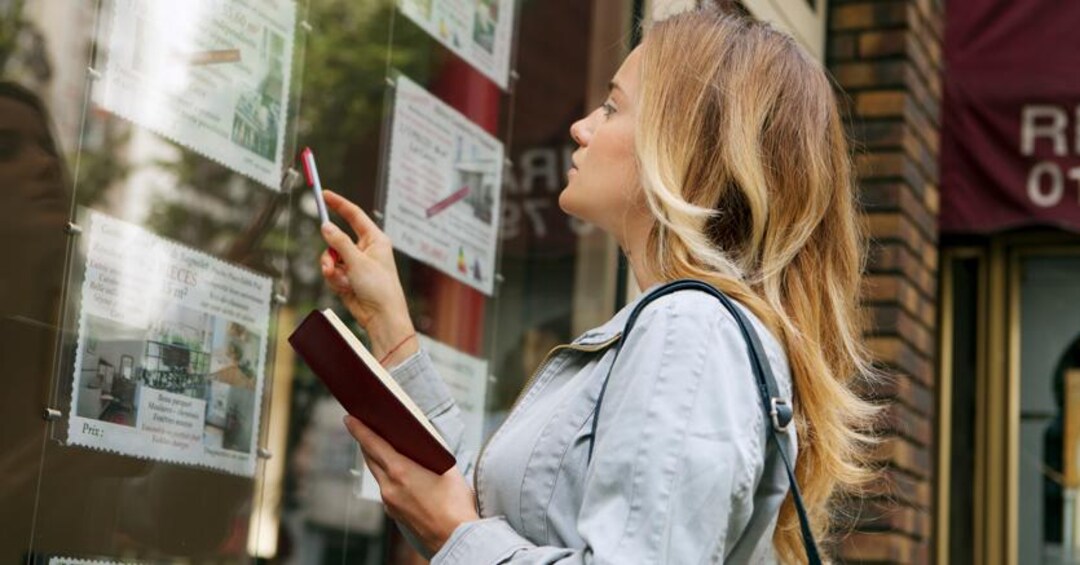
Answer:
[{"left": 941, "top": 1, "right": 1080, "bottom": 233}]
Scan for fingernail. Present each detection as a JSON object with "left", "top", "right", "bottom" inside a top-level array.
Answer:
[
  {"left": 329, "top": 248, "right": 342, "bottom": 263},
  {"left": 321, "top": 223, "right": 335, "bottom": 237}
]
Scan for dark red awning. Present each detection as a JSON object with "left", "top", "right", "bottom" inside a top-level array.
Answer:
[{"left": 941, "top": 1, "right": 1080, "bottom": 233}]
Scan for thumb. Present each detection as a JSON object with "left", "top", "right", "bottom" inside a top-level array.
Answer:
[{"left": 320, "top": 223, "right": 363, "bottom": 267}]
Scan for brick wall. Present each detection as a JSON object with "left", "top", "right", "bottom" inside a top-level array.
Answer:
[{"left": 827, "top": 1, "right": 944, "bottom": 563}]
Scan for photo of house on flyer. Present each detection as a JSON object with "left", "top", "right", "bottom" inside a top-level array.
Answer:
[{"left": 66, "top": 211, "right": 272, "bottom": 477}]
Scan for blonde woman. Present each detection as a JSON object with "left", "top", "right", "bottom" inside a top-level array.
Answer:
[{"left": 318, "top": 6, "right": 875, "bottom": 564}]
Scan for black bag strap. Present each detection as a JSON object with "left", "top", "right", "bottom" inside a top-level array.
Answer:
[{"left": 586, "top": 279, "right": 821, "bottom": 565}]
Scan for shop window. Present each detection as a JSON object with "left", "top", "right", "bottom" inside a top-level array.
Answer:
[
  {"left": 0, "top": 0, "right": 632, "bottom": 563},
  {"left": 1018, "top": 255, "right": 1080, "bottom": 562}
]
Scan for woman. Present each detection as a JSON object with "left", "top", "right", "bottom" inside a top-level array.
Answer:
[{"left": 319, "top": 6, "right": 875, "bottom": 563}]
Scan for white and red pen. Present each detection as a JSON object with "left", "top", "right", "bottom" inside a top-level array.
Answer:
[
  {"left": 301, "top": 147, "right": 342, "bottom": 264},
  {"left": 301, "top": 147, "right": 330, "bottom": 225}
]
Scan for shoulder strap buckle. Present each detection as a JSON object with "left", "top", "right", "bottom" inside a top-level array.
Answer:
[{"left": 770, "top": 397, "right": 792, "bottom": 433}]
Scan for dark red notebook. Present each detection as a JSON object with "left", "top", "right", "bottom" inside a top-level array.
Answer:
[{"left": 288, "top": 309, "right": 456, "bottom": 474}]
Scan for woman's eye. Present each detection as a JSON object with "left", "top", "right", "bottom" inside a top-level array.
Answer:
[{"left": 601, "top": 102, "right": 617, "bottom": 118}]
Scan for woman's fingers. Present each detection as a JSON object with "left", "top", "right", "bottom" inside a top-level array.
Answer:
[
  {"left": 320, "top": 223, "right": 363, "bottom": 267},
  {"left": 344, "top": 416, "right": 404, "bottom": 471},
  {"left": 320, "top": 248, "right": 335, "bottom": 273},
  {"left": 323, "top": 190, "right": 383, "bottom": 244}
]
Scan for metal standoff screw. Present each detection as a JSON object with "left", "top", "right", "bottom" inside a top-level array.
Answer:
[
  {"left": 257, "top": 448, "right": 273, "bottom": 460},
  {"left": 503, "top": 157, "right": 513, "bottom": 168},
  {"left": 372, "top": 210, "right": 385, "bottom": 221},
  {"left": 65, "top": 222, "right": 83, "bottom": 235},
  {"left": 349, "top": 468, "right": 363, "bottom": 477},
  {"left": 495, "top": 273, "right": 505, "bottom": 284},
  {"left": 273, "top": 293, "right": 288, "bottom": 305},
  {"left": 43, "top": 408, "right": 62, "bottom": 421},
  {"left": 384, "top": 77, "right": 395, "bottom": 88},
  {"left": 300, "top": 20, "right": 313, "bottom": 32},
  {"left": 87, "top": 67, "right": 102, "bottom": 80},
  {"left": 281, "top": 167, "right": 301, "bottom": 191}
]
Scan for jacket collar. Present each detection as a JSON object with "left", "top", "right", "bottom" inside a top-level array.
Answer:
[{"left": 571, "top": 282, "right": 666, "bottom": 346}]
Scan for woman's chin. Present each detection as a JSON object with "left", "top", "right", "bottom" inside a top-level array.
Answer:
[{"left": 558, "top": 190, "right": 587, "bottom": 219}]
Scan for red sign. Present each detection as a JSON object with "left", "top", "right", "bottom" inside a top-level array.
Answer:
[{"left": 941, "top": 1, "right": 1080, "bottom": 233}]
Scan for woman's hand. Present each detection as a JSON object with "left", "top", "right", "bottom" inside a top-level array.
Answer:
[
  {"left": 319, "top": 190, "right": 417, "bottom": 363},
  {"left": 344, "top": 416, "right": 479, "bottom": 555}
]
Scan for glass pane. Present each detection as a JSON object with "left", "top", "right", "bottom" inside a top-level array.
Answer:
[
  {"left": 276, "top": 0, "right": 623, "bottom": 563},
  {"left": 2, "top": 0, "right": 625, "bottom": 562},
  {"left": 1018, "top": 254, "right": 1080, "bottom": 564},
  {"left": 946, "top": 256, "right": 980, "bottom": 565},
  {"left": 2, "top": 0, "right": 308, "bottom": 561}
]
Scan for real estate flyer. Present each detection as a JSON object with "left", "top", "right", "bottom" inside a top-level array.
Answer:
[
  {"left": 398, "top": 0, "right": 515, "bottom": 90},
  {"left": 383, "top": 74, "right": 505, "bottom": 296},
  {"left": 94, "top": 0, "right": 296, "bottom": 190},
  {"left": 67, "top": 211, "right": 272, "bottom": 477}
]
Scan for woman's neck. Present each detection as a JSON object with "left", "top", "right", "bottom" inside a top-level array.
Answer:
[{"left": 621, "top": 219, "right": 661, "bottom": 291}]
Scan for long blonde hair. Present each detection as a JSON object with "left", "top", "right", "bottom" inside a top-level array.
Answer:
[{"left": 635, "top": 7, "right": 877, "bottom": 561}]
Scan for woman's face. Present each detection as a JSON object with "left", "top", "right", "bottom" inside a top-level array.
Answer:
[
  {"left": 559, "top": 46, "right": 645, "bottom": 239},
  {"left": 0, "top": 96, "right": 66, "bottom": 229}
]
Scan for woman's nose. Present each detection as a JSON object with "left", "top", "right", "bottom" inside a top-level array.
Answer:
[{"left": 570, "top": 116, "right": 591, "bottom": 147}]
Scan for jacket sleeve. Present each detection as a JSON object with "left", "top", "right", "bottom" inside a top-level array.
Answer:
[
  {"left": 429, "top": 295, "right": 770, "bottom": 564},
  {"left": 388, "top": 349, "right": 476, "bottom": 478}
]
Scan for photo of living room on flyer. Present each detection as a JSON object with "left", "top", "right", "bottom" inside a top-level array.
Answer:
[{"left": 67, "top": 211, "right": 272, "bottom": 476}]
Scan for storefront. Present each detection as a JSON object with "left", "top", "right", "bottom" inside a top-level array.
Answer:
[
  {"left": 937, "top": 1, "right": 1080, "bottom": 564},
  {"left": 0, "top": 0, "right": 952, "bottom": 564}
]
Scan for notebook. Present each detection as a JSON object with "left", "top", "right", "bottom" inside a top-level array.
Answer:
[{"left": 288, "top": 309, "right": 456, "bottom": 474}]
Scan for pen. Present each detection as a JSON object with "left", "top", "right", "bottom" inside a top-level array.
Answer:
[
  {"left": 301, "top": 147, "right": 342, "bottom": 265},
  {"left": 301, "top": 147, "right": 330, "bottom": 225}
]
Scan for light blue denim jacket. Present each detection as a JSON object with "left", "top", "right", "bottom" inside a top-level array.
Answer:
[{"left": 388, "top": 286, "right": 797, "bottom": 564}]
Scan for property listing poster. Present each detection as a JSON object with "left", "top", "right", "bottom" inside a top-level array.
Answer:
[
  {"left": 359, "top": 334, "right": 488, "bottom": 502},
  {"left": 398, "top": 0, "right": 515, "bottom": 89},
  {"left": 94, "top": 0, "right": 296, "bottom": 189},
  {"left": 383, "top": 75, "right": 504, "bottom": 296},
  {"left": 67, "top": 211, "right": 272, "bottom": 477}
]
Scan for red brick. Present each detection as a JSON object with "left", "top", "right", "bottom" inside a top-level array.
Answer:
[
  {"left": 858, "top": 29, "right": 908, "bottom": 58},
  {"left": 832, "top": 2, "right": 916, "bottom": 31},
  {"left": 841, "top": 531, "right": 919, "bottom": 562},
  {"left": 881, "top": 401, "right": 933, "bottom": 446},
  {"left": 835, "top": 60, "right": 912, "bottom": 90},
  {"left": 876, "top": 437, "right": 931, "bottom": 479},
  {"left": 831, "top": 33, "right": 857, "bottom": 61},
  {"left": 856, "top": 90, "right": 908, "bottom": 117}
]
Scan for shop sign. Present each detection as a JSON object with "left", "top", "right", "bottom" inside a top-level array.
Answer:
[{"left": 941, "top": 1, "right": 1080, "bottom": 233}]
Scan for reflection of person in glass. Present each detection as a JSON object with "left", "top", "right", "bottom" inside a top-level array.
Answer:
[
  {"left": 316, "top": 7, "right": 875, "bottom": 564},
  {"left": 0, "top": 81, "right": 68, "bottom": 317},
  {"left": 1044, "top": 336, "right": 1080, "bottom": 554},
  {"left": 0, "top": 81, "right": 250, "bottom": 562},
  {"left": 0, "top": 80, "right": 74, "bottom": 563}
]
